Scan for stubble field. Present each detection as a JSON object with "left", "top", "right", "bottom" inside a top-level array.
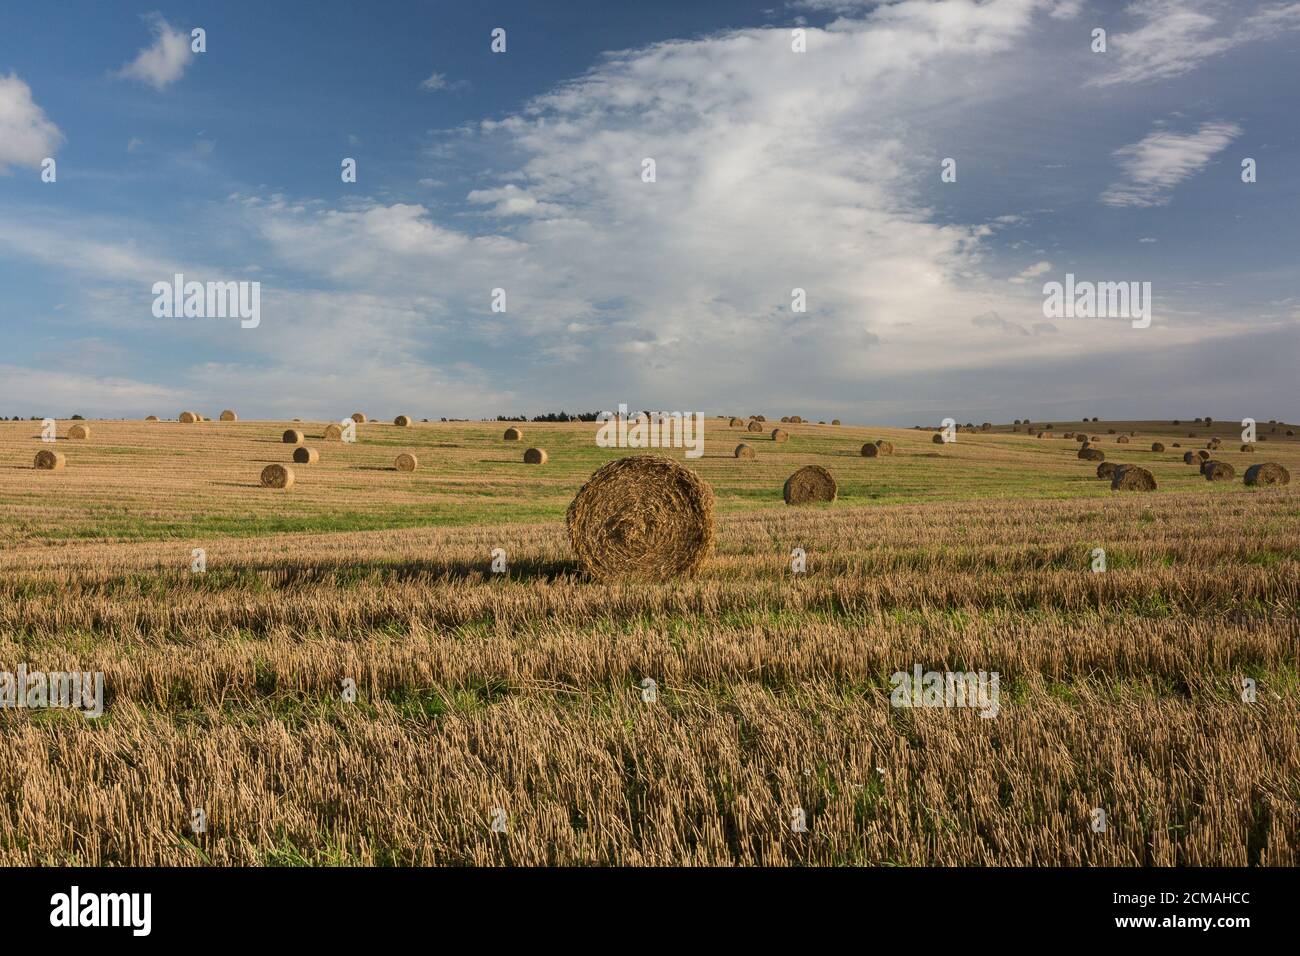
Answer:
[{"left": 1, "top": 416, "right": 1297, "bottom": 865}]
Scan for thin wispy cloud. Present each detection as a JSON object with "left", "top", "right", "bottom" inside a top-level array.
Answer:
[
  {"left": 116, "top": 13, "right": 195, "bottom": 90},
  {"left": 1100, "top": 121, "right": 1241, "bottom": 207}
]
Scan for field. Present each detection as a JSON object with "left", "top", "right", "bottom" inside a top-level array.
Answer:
[{"left": 1, "top": 416, "right": 1298, "bottom": 865}]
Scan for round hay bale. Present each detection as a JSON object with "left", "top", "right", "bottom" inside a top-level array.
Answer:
[
  {"left": 523, "top": 447, "right": 548, "bottom": 465},
  {"left": 831, "top": 419, "right": 841, "bottom": 426},
  {"left": 1198, "top": 449, "right": 1210, "bottom": 461},
  {"left": 261, "top": 464, "right": 294, "bottom": 489},
  {"left": 746, "top": 421, "right": 763, "bottom": 433},
  {"left": 1107, "top": 428, "right": 1116, "bottom": 434},
  {"left": 780, "top": 416, "right": 791, "bottom": 423},
  {"left": 1202, "top": 460, "right": 1235, "bottom": 482},
  {"left": 1116, "top": 435, "right": 1130, "bottom": 444},
  {"left": 145, "top": 415, "right": 159, "bottom": 422},
  {"left": 67, "top": 424, "right": 90, "bottom": 440},
  {"left": 282, "top": 429, "right": 304, "bottom": 444},
  {"left": 179, "top": 411, "right": 198, "bottom": 423},
  {"left": 394, "top": 415, "right": 411, "bottom": 427},
  {"left": 783, "top": 465, "right": 837, "bottom": 505},
  {"left": 771, "top": 428, "right": 789, "bottom": 443},
  {"left": 932, "top": 433, "right": 946, "bottom": 444},
  {"left": 34, "top": 450, "right": 66, "bottom": 471},
  {"left": 504, "top": 426, "right": 523, "bottom": 441},
  {"left": 1078, "top": 436, "right": 1090, "bottom": 444},
  {"left": 1151, "top": 442, "right": 1165, "bottom": 452},
  {"left": 292, "top": 446, "right": 319, "bottom": 464},
  {"left": 1244, "top": 463, "right": 1290, "bottom": 487},
  {"left": 1183, "top": 451, "right": 1197, "bottom": 464},
  {"left": 323, "top": 423, "right": 344, "bottom": 441},
  {"left": 351, "top": 412, "right": 367, "bottom": 424},
  {"left": 1096, "top": 461, "right": 1117, "bottom": 479},
  {"left": 566, "top": 456, "right": 714, "bottom": 579},
  {"left": 734, "top": 443, "right": 755, "bottom": 459},
  {"left": 219, "top": 410, "right": 238, "bottom": 422},
  {"left": 875, "top": 440, "right": 895, "bottom": 455},
  {"left": 753, "top": 416, "right": 766, "bottom": 423},
  {"left": 730, "top": 417, "right": 744, "bottom": 428},
  {"left": 1241, "top": 444, "right": 1254, "bottom": 453},
  {"left": 395, "top": 452, "right": 419, "bottom": 471},
  {"left": 1079, "top": 447, "right": 1105, "bottom": 461},
  {"left": 1111, "top": 465, "right": 1156, "bottom": 491},
  {"left": 860, "top": 442, "right": 880, "bottom": 458}
]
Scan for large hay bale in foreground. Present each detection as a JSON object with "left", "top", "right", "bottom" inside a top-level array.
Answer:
[
  {"left": 504, "top": 426, "right": 523, "bottom": 441},
  {"left": 34, "top": 450, "right": 66, "bottom": 470},
  {"left": 260, "top": 464, "right": 294, "bottom": 489},
  {"left": 1203, "top": 460, "right": 1235, "bottom": 482},
  {"left": 783, "top": 465, "right": 837, "bottom": 505},
  {"left": 1111, "top": 465, "right": 1156, "bottom": 491},
  {"left": 523, "top": 447, "right": 548, "bottom": 465},
  {"left": 282, "top": 429, "right": 304, "bottom": 444},
  {"left": 395, "top": 452, "right": 419, "bottom": 471},
  {"left": 67, "top": 424, "right": 90, "bottom": 440},
  {"left": 566, "top": 456, "right": 715, "bottom": 579},
  {"left": 220, "top": 410, "right": 237, "bottom": 421},
  {"left": 394, "top": 415, "right": 411, "bottom": 427},
  {"left": 1096, "top": 461, "right": 1117, "bottom": 479},
  {"left": 179, "top": 411, "right": 198, "bottom": 423},
  {"left": 351, "top": 412, "right": 367, "bottom": 424},
  {"left": 1244, "top": 463, "right": 1290, "bottom": 486},
  {"left": 292, "top": 446, "right": 319, "bottom": 464},
  {"left": 734, "top": 443, "right": 755, "bottom": 459},
  {"left": 1078, "top": 447, "right": 1105, "bottom": 461},
  {"left": 729, "top": 417, "right": 744, "bottom": 427},
  {"left": 771, "top": 428, "right": 789, "bottom": 443},
  {"left": 323, "top": 423, "right": 345, "bottom": 441},
  {"left": 1151, "top": 442, "right": 1165, "bottom": 452}
]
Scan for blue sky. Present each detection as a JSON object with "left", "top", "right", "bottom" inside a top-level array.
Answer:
[{"left": 2, "top": 0, "right": 1298, "bottom": 423}]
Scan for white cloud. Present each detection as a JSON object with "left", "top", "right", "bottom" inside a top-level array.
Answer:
[
  {"left": 116, "top": 14, "right": 195, "bottom": 90},
  {"left": 1089, "top": 0, "right": 1300, "bottom": 87},
  {"left": 0, "top": 74, "right": 63, "bottom": 170},
  {"left": 1100, "top": 121, "right": 1240, "bottom": 207},
  {"left": 420, "top": 72, "right": 448, "bottom": 91},
  {"left": 1009, "top": 260, "right": 1052, "bottom": 284}
]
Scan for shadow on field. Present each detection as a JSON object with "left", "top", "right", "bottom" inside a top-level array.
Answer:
[
  {"left": 249, "top": 556, "right": 582, "bottom": 586},
  {"left": 350, "top": 466, "right": 399, "bottom": 472}
]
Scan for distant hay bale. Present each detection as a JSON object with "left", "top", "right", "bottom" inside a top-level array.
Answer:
[
  {"left": 351, "top": 412, "right": 367, "bottom": 424},
  {"left": 219, "top": 410, "right": 237, "bottom": 421},
  {"left": 771, "top": 428, "right": 789, "bottom": 443},
  {"left": 67, "top": 424, "right": 90, "bottom": 440},
  {"left": 1036, "top": 432, "right": 1045, "bottom": 439},
  {"left": 1241, "top": 444, "right": 1254, "bottom": 453},
  {"left": 1151, "top": 442, "right": 1165, "bottom": 452},
  {"left": 1096, "top": 461, "right": 1117, "bottom": 479},
  {"left": 292, "top": 447, "right": 319, "bottom": 464},
  {"left": 395, "top": 452, "right": 419, "bottom": 471},
  {"left": 1183, "top": 452, "right": 1197, "bottom": 464},
  {"left": 282, "top": 429, "right": 304, "bottom": 444},
  {"left": 523, "top": 447, "right": 548, "bottom": 465},
  {"left": 323, "top": 423, "right": 344, "bottom": 441},
  {"left": 179, "top": 411, "right": 198, "bottom": 423},
  {"left": 1116, "top": 435, "right": 1129, "bottom": 444},
  {"left": 1198, "top": 450, "right": 1210, "bottom": 461},
  {"left": 1108, "top": 428, "right": 1116, "bottom": 434},
  {"left": 831, "top": 419, "right": 841, "bottom": 425},
  {"left": 394, "top": 415, "right": 411, "bottom": 427},
  {"left": 1172, "top": 443, "right": 1181, "bottom": 448},
  {"left": 34, "top": 450, "right": 66, "bottom": 471},
  {"left": 1202, "top": 460, "right": 1235, "bottom": 482},
  {"left": 780, "top": 416, "right": 790, "bottom": 423},
  {"left": 504, "top": 426, "right": 523, "bottom": 441},
  {"left": 734, "top": 443, "right": 755, "bottom": 459},
  {"left": 875, "top": 440, "right": 894, "bottom": 455},
  {"left": 783, "top": 465, "right": 837, "bottom": 505},
  {"left": 747, "top": 421, "right": 763, "bottom": 433},
  {"left": 981, "top": 422, "right": 991, "bottom": 431},
  {"left": 145, "top": 415, "right": 159, "bottom": 422},
  {"left": 1244, "top": 463, "right": 1290, "bottom": 487},
  {"left": 1079, "top": 447, "right": 1105, "bottom": 461},
  {"left": 566, "top": 456, "right": 714, "bottom": 579},
  {"left": 1111, "top": 465, "right": 1156, "bottom": 491},
  {"left": 932, "top": 433, "right": 946, "bottom": 444},
  {"left": 1063, "top": 432, "right": 1074, "bottom": 439},
  {"left": 753, "top": 416, "right": 766, "bottom": 422},
  {"left": 730, "top": 417, "right": 744, "bottom": 427},
  {"left": 791, "top": 415, "right": 803, "bottom": 424},
  {"left": 260, "top": 464, "right": 294, "bottom": 489},
  {"left": 860, "top": 442, "right": 880, "bottom": 458}
]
